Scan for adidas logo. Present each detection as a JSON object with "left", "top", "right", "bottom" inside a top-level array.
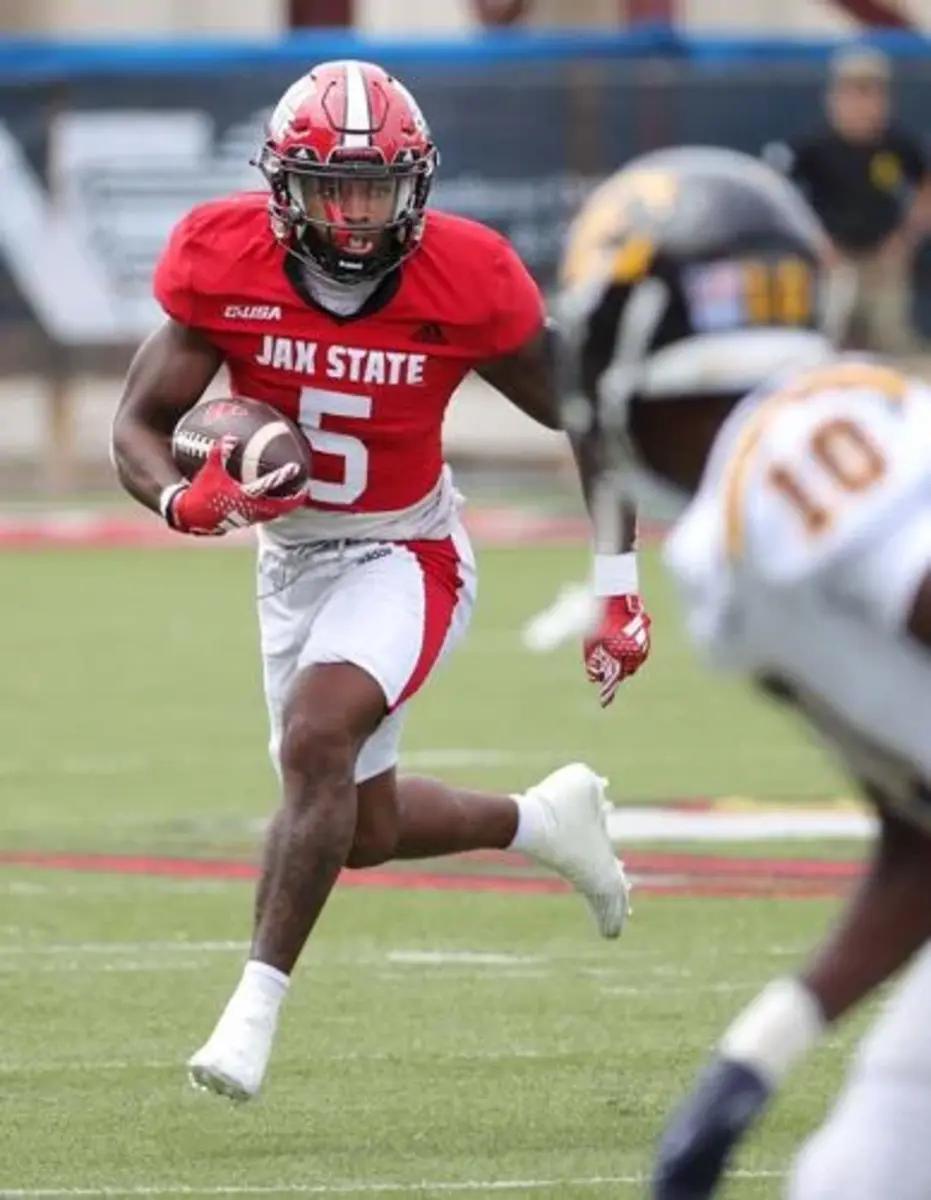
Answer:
[{"left": 412, "top": 321, "right": 447, "bottom": 345}]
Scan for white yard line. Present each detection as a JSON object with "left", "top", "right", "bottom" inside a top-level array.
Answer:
[
  {"left": 0, "top": 1059, "right": 177, "bottom": 1074},
  {"left": 0, "top": 800, "right": 873, "bottom": 851},
  {"left": 0, "top": 881, "right": 246, "bottom": 897},
  {"left": 386, "top": 950, "right": 543, "bottom": 966},
  {"left": 0, "top": 940, "right": 248, "bottom": 975},
  {"left": 0, "top": 942, "right": 580, "bottom": 964},
  {"left": 0, "top": 961, "right": 208, "bottom": 975},
  {"left": 607, "top": 806, "right": 873, "bottom": 843},
  {"left": 600, "top": 980, "right": 761, "bottom": 998},
  {"left": 0, "top": 942, "right": 805, "bottom": 975},
  {"left": 0, "top": 1170, "right": 786, "bottom": 1196},
  {"left": 1, "top": 1047, "right": 556, "bottom": 1076},
  {"left": 0, "top": 940, "right": 248, "bottom": 956}
]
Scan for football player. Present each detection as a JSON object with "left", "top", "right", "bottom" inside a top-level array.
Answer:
[
  {"left": 111, "top": 60, "right": 650, "bottom": 1103},
  {"left": 557, "top": 145, "right": 931, "bottom": 1199}
]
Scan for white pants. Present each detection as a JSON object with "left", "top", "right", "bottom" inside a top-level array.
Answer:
[
  {"left": 257, "top": 523, "right": 476, "bottom": 784},
  {"left": 788, "top": 945, "right": 931, "bottom": 1200}
]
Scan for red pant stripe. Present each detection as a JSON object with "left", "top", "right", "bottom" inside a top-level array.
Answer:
[{"left": 393, "top": 535, "right": 463, "bottom": 709}]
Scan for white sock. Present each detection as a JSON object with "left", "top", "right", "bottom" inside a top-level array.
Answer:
[
  {"left": 508, "top": 791, "right": 548, "bottom": 853},
  {"left": 226, "top": 959, "right": 290, "bottom": 1019}
]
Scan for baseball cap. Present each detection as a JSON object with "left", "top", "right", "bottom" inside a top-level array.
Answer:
[{"left": 830, "top": 46, "right": 892, "bottom": 84}]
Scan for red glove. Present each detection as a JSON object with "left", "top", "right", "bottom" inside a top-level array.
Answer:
[
  {"left": 162, "top": 436, "right": 307, "bottom": 536},
  {"left": 584, "top": 593, "right": 652, "bottom": 707}
]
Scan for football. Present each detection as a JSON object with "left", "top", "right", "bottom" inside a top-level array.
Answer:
[{"left": 171, "top": 397, "right": 311, "bottom": 497}]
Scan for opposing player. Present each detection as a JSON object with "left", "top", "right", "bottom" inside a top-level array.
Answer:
[
  {"left": 557, "top": 145, "right": 931, "bottom": 1199},
  {"left": 111, "top": 60, "right": 648, "bottom": 1103}
]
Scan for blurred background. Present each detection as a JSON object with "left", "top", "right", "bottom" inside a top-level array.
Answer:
[
  {"left": 1, "top": 0, "right": 931, "bottom": 505},
  {"left": 3, "top": 14, "right": 918, "bottom": 1188}
]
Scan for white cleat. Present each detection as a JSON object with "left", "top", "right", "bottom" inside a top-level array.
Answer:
[
  {"left": 518, "top": 763, "right": 632, "bottom": 938},
  {"left": 187, "top": 1000, "right": 279, "bottom": 1103}
]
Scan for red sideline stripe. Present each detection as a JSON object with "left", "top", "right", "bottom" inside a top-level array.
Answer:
[
  {"left": 0, "top": 850, "right": 259, "bottom": 879},
  {"left": 339, "top": 869, "right": 566, "bottom": 895},
  {"left": 393, "top": 535, "right": 462, "bottom": 708},
  {"left": 644, "top": 880, "right": 849, "bottom": 899},
  {"left": 0, "top": 517, "right": 250, "bottom": 550},
  {"left": 624, "top": 851, "right": 863, "bottom": 880},
  {"left": 0, "top": 508, "right": 665, "bottom": 550},
  {"left": 0, "top": 850, "right": 562, "bottom": 895},
  {"left": 0, "top": 849, "right": 859, "bottom": 899},
  {"left": 452, "top": 848, "right": 864, "bottom": 880}
]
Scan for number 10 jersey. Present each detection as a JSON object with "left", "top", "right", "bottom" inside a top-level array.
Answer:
[{"left": 664, "top": 360, "right": 931, "bottom": 827}]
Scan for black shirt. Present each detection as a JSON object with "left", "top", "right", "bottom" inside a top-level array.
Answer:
[{"left": 777, "top": 125, "right": 927, "bottom": 252}]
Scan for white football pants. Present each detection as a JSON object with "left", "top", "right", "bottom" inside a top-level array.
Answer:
[{"left": 788, "top": 944, "right": 931, "bottom": 1200}]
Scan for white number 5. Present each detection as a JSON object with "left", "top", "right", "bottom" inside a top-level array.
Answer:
[{"left": 298, "top": 386, "right": 372, "bottom": 505}]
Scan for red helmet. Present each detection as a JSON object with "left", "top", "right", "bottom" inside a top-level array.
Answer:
[{"left": 257, "top": 60, "right": 438, "bottom": 284}]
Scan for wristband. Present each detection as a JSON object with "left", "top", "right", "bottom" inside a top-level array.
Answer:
[
  {"left": 159, "top": 482, "right": 189, "bottom": 528},
  {"left": 593, "top": 552, "right": 639, "bottom": 598},
  {"left": 718, "top": 977, "right": 825, "bottom": 1087}
]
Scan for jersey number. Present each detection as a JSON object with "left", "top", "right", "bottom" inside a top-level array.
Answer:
[
  {"left": 743, "top": 257, "right": 812, "bottom": 325},
  {"left": 298, "top": 387, "right": 372, "bottom": 505},
  {"left": 769, "top": 417, "right": 886, "bottom": 535}
]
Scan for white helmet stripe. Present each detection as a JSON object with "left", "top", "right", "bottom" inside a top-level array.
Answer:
[{"left": 342, "top": 60, "right": 372, "bottom": 148}]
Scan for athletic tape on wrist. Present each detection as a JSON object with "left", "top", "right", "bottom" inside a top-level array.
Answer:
[
  {"left": 159, "top": 482, "right": 189, "bottom": 526},
  {"left": 718, "top": 977, "right": 825, "bottom": 1087},
  {"left": 593, "top": 552, "right": 639, "bottom": 597}
]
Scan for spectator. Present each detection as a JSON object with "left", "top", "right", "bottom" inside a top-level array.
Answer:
[{"left": 766, "top": 46, "right": 931, "bottom": 353}]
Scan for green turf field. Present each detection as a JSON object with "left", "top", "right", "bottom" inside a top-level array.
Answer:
[{"left": 0, "top": 543, "right": 870, "bottom": 1198}]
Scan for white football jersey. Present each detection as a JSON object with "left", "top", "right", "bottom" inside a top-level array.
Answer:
[{"left": 665, "top": 360, "right": 931, "bottom": 826}]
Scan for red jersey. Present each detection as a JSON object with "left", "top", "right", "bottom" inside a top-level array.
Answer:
[{"left": 154, "top": 192, "right": 543, "bottom": 532}]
